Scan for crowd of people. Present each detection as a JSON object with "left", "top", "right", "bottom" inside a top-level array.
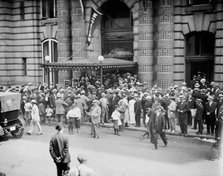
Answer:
[{"left": 3, "top": 72, "right": 223, "bottom": 148}]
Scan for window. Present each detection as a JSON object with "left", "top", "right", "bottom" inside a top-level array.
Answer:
[
  {"left": 41, "top": 0, "right": 57, "bottom": 19},
  {"left": 186, "top": 32, "right": 214, "bottom": 56},
  {"left": 42, "top": 39, "right": 58, "bottom": 84},
  {"left": 20, "top": 1, "right": 25, "bottom": 20},
  {"left": 22, "top": 58, "right": 27, "bottom": 76},
  {"left": 188, "top": 0, "right": 212, "bottom": 5}
]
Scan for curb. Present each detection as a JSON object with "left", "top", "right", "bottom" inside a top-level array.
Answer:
[{"left": 81, "top": 122, "right": 215, "bottom": 140}]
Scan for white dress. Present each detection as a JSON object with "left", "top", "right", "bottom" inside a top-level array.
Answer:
[{"left": 128, "top": 99, "right": 136, "bottom": 125}]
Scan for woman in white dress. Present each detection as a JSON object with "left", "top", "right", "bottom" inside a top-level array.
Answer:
[{"left": 128, "top": 97, "right": 136, "bottom": 125}]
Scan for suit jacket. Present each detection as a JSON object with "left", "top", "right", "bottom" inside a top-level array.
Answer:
[
  {"left": 49, "top": 132, "right": 71, "bottom": 163},
  {"left": 177, "top": 101, "right": 189, "bottom": 118},
  {"left": 55, "top": 98, "right": 68, "bottom": 115},
  {"left": 155, "top": 113, "right": 165, "bottom": 133},
  {"left": 205, "top": 101, "right": 217, "bottom": 117},
  {"left": 195, "top": 103, "right": 204, "bottom": 121},
  {"left": 134, "top": 99, "right": 142, "bottom": 114}
]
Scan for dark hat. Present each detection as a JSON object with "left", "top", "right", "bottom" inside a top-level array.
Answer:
[{"left": 55, "top": 123, "right": 63, "bottom": 131}]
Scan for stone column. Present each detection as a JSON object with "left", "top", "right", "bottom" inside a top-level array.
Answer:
[
  {"left": 57, "top": 0, "right": 72, "bottom": 84},
  {"left": 136, "top": 0, "right": 153, "bottom": 88},
  {"left": 71, "top": 0, "right": 86, "bottom": 79},
  {"left": 214, "top": 1, "right": 223, "bottom": 87},
  {"left": 155, "top": 0, "right": 174, "bottom": 90}
]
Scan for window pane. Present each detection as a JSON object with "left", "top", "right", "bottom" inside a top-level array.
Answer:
[
  {"left": 43, "top": 41, "right": 49, "bottom": 62},
  {"left": 187, "top": 35, "right": 196, "bottom": 56},
  {"left": 200, "top": 32, "right": 214, "bottom": 55},
  {"left": 41, "top": 0, "right": 47, "bottom": 18}
]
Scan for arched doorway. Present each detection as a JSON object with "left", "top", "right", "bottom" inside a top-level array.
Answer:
[
  {"left": 185, "top": 31, "right": 215, "bottom": 85},
  {"left": 100, "top": 0, "right": 133, "bottom": 61}
]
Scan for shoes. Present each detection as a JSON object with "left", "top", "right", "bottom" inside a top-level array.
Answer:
[
  {"left": 37, "top": 133, "right": 43, "bottom": 135},
  {"left": 26, "top": 132, "right": 31, "bottom": 135}
]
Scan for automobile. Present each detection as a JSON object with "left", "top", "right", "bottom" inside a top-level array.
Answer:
[{"left": 0, "top": 92, "right": 25, "bottom": 138}]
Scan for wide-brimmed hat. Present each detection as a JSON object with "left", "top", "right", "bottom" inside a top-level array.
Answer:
[
  {"left": 92, "top": 100, "right": 98, "bottom": 104},
  {"left": 208, "top": 96, "right": 214, "bottom": 100},
  {"left": 31, "top": 99, "right": 37, "bottom": 104},
  {"left": 194, "top": 83, "right": 200, "bottom": 88},
  {"left": 196, "top": 99, "right": 202, "bottom": 103}
]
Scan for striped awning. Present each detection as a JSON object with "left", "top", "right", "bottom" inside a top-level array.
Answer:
[{"left": 42, "top": 58, "right": 137, "bottom": 71}]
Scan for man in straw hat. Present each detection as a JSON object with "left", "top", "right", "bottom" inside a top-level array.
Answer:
[
  {"left": 49, "top": 123, "right": 71, "bottom": 176},
  {"left": 27, "top": 99, "right": 43, "bottom": 135},
  {"left": 86, "top": 100, "right": 101, "bottom": 139}
]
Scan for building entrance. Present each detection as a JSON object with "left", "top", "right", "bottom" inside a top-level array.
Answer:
[
  {"left": 186, "top": 59, "right": 214, "bottom": 85},
  {"left": 185, "top": 31, "right": 215, "bottom": 85}
]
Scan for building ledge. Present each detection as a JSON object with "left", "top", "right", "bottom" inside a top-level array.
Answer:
[
  {"left": 40, "top": 18, "right": 57, "bottom": 26},
  {"left": 185, "top": 4, "right": 213, "bottom": 13}
]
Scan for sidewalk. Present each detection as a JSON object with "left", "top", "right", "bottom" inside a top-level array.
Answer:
[{"left": 81, "top": 121, "right": 216, "bottom": 140}]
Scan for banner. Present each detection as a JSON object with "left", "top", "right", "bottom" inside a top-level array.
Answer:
[
  {"left": 79, "top": 0, "right": 84, "bottom": 16},
  {"left": 86, "top": 7, "right": 102, "bottom": 47}
]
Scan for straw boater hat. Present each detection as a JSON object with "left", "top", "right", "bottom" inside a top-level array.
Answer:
[
  {"left": 194, "top": 83, "right": 200, "bottom": 88},
  {"left": 208, "top": 96, "right": 214, "bottom": 101},
  {"left": 31, "top": 99, "right": 37, "bottom": 104}
]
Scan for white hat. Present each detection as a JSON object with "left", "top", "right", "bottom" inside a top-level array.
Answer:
[
  {"left": 31, "top": 99, "right": 37, "bottom": 104},
  {"left": 57, "top": 93, "right": 61, "bottom": 98}
]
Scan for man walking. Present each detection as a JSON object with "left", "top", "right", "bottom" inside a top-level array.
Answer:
[
  {"left": 177, "top": 94, "right": 189, "bottom": 137},
  {"left": 49, "top": 123, "right": 71, "bottom": 176}
]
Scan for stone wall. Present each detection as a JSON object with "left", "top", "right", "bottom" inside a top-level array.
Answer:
[{"left": 0, "top": 0, "right": 42, "bottom": 85}]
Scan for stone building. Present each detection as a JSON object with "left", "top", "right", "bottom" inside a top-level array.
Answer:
[{"left": 0, "top": 0, "right": 223, "bottom": 89}]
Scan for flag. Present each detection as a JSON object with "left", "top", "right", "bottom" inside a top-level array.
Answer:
[
  {"left": 79, "top": 0, "right": 84, "bottom": 16},
  {"left": 86, "top": 7, "right": 102, "bottom": 47}
]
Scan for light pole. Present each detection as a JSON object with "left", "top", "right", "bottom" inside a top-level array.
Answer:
[
  {"left": 98, "top": 55, "right": 104, "bottom": 88},
  {"left": 45, "top": 55, "right": 50, "bottom": 88}
]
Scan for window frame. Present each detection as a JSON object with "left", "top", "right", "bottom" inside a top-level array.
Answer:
[
  {"left": 41, "top": 39, "right": 58, "bottom": 84},
  {"left": 41, "top": 0, "right": 57, "bottom": 19}
]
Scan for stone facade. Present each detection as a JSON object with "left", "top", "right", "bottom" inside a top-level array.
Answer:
[{"left": 0, "top": 0, "right": 223, "bottom": 88}]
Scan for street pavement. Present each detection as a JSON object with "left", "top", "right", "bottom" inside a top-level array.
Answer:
[{"left": 0, "top": 124, "right": 222, "bottom": 176}]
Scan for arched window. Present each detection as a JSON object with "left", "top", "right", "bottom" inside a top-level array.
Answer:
[{"left": 42, "top": 39, "right": 58, "bottom": 84}]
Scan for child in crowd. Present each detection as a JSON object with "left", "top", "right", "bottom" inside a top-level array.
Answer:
[{"left": 45, "top": 104, "right": 54, "bottom": 125}]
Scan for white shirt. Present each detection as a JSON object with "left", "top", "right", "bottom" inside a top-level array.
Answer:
[{"left": 66, "top": 107, "right": 81, "bottom": 119}]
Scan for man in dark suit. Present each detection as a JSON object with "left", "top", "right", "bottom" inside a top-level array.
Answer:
[
  {"left": 49, "top": 123, "right": 71, "bottom": 176},
  {"left": 152, "top": 106, "right": 168, "bottom": 150},
  {"left": 177, "top": 94, "right": 189, "bottom": 136},
  {"left": 134, "top": 93, "right": 142, "bottom": 127},
  {"left": 205, "top": 96, "right": 217, "bottom": 135},
  {"left": 195, "top": 99, "right": 204, "bottom": 135}
]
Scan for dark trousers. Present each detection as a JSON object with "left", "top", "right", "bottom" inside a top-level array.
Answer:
[
  {"left": 194, "top": 118, "right": 198, "bottom": 129},
  {"left": 55, "top": 163, "right": 69, "bottom": 176},
  {"left": 135, "top": 112, "right": 141, "bottom": 127},
  {"left": 206, "top": 115, "right": 216, "bottom": 134},
  {"left": 197, "top": 120, "right": 203, "bottom": 134},
  {"left": 179, "top": 115, "right": 188, "bottom": 135},
  {"left": 153, "top": 131, "right": 167, "bottom": 149}
]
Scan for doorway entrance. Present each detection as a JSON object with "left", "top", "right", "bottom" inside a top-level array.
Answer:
[
  {"left": 186, "top": 58, "right": 214, "bottom": 84},
  {"left": 185, "top": 31, "right": 215, "bottom": 85}
]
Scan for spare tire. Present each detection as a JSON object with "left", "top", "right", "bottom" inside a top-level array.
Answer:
[{"left": 11, "top": 119, "right": 24, "bottom": 138}]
